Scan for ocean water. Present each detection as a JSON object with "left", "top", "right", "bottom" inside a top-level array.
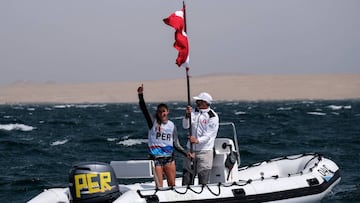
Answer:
[{"left": 0, "top": 100, "right": 359, "bottom": 202}]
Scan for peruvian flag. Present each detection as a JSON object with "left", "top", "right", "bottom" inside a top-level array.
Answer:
[{"left": 163, "top": 6, "right": 189, "bottom": 68}]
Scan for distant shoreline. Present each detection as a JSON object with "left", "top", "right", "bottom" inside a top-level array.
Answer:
[{"left": 0, "top": 74, "right": 359, "bottom": 104}]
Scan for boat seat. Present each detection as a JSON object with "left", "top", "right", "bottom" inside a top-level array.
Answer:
[
  {"left": 210, "top": 138, "right": 239, "bottom": 183},
  {"left": 110, "top": 160, "right": 162, "bottom": 186},
  {"left": 110, "top": 160, "right": 155, "bottom": 179}
]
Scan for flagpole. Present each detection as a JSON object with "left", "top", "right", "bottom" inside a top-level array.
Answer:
[
  {"left": 183, "top": 1, "right": 187, "bottom": 33},
  {"left": 183, "top": 1, "right": 195, "bottom": 175},
  {"left": 183, "top": 1, "right": 191, "bottom": 143},
  {"left": 186, "top": 67, "right": 192, "bottom": 153}
]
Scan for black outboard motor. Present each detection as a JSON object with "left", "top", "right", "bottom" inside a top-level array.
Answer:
[{"left": 69, "top": 162, "right": 120, "bottom": 203}]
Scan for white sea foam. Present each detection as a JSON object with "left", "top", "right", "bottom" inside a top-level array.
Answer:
[
  {"left": 75, "top": 104, "right": 107, "bottom": 108},
  {"left": 234, "top": 111, "right": 246, "bottom": 115},
  {"left": 307, "top": 112, "right": 327, "bottom": 116},
  {"left": 225, "top": 102, "right": 240, "bottom": 106},
  {"left": 117, "top": 139, "right": 147, "bottom": 146},
  {"left": 107, "top": 138, "right": 117, "bottom": 142},
  {"left": 277, "top": 107, "right": 292, "bottom": 111},
  {"left": 301, "top": 101, "right": 315, "bottom": 104},
  {"left": 53, "top": 104, "right": 107, "bottom": 109},
  {"left": 53, "top": 104, "right": 73, "bottom": 109},
  {"left": 328, "top": 105, "right": 352, "bottom": 110},
  {"left": 11, "top": 106, "right": 25, "bottom": 110},
  {"left": 0, "top": 123, "right": 35, "bottom": 131},
  {"left": 328, "top": 105, "right": 342, "bottom": 110},
  {"left": 51, "top": 139, "right": 69, "bottom": 146}
]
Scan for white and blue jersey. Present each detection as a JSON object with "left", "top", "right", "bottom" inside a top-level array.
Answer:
[{"left": 148, "top": 121, "right": 176, "bottom": 157}]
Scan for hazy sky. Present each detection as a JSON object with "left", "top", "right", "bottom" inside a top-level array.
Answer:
[{"left": 1, "top": 0, "right": 359, "bottom": 85}]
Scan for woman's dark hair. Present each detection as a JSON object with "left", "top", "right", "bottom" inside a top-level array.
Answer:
[{"left": 157, "top": 103, "right": 168, "bottom": 110}]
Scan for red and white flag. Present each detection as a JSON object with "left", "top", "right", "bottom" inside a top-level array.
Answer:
[{"left": 163, "top": 7, "right": 189, "bottom": 68}]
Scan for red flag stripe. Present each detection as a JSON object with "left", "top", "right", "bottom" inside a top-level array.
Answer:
[
  {"left": 174, "top": 30, "right": 189, "bottom": 67},
  {"left": 163, "top": 10, "right": 184, "bottom": 31},
  {"left": 163, "top": 8, "right": 189, "bottom": 67}
]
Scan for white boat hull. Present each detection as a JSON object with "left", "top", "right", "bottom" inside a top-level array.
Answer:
[{"left": 28, "top": 153, "right": 340, "bottom": 203}]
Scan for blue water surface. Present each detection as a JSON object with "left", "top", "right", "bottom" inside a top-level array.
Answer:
[{"left": 0, "top": 100, "right": 359, "bottom": 202}]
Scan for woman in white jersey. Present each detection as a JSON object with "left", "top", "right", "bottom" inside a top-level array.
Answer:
[{"left": 137, "top": 84, "right": 187, "bottom": 188}]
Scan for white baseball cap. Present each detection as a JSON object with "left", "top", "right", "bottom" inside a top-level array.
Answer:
[{"left": 193, "top": 92, "right": 213, "bottom": 104}]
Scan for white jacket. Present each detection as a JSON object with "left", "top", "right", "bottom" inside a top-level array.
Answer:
[{"left": 182, "top": 107, "right": 219, "bottom": 151}]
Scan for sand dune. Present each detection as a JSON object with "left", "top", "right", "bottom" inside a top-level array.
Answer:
[{"left": 0, "top": 74, "right": 359, "bottom": 104}]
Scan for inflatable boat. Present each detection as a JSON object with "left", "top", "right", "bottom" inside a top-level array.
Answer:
[{"left": 28, "top": 122, "right": 340, "bottom": 203}]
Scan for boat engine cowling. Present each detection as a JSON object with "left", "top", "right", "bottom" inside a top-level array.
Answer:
[{"left": 69, "top": 162, "right": 120, "bottom": 203}]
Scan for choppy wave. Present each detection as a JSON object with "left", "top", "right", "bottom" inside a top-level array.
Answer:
[
  {"left": 307, "top": 112, "right": 327, "bottom": 116},
  {"left": 277, "top": 107, "right": 292, "bottom": 111},
  {"left": 107, "top": 137, "right": 117, "bottom": 142},
  {"left": 53, "top": 104, "right": 107, "bottom": 109},
  {"left": 117, "top": 139, "right": 148, "bottom": 146},
  {"left": 50, "top": 139, "right": 69, "bottom": 146},
  {"left": 0, "top": 123, "right": 35, "bottom": 131},
  {"left": 327, "top": 105, "right": 352, "bottom": 110}
]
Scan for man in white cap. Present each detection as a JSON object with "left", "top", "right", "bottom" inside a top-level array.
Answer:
[{"left": 182, "top": 92, "right": 219, "bottom": 185}]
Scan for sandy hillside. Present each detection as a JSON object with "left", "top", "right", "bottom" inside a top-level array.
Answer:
[{"left": 0, "top": 74, "right": 359, "bottom": 104}]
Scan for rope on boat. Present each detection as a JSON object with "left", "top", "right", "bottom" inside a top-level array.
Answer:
[
  {"left": 239, "top": 152, "right": 322, "bottom": 171},
  {"left": 186, "top": 184, "right": 204, "bottom": 194},
  {"left": 205, "top": 183, "right": 221, "bottom": 196}
]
